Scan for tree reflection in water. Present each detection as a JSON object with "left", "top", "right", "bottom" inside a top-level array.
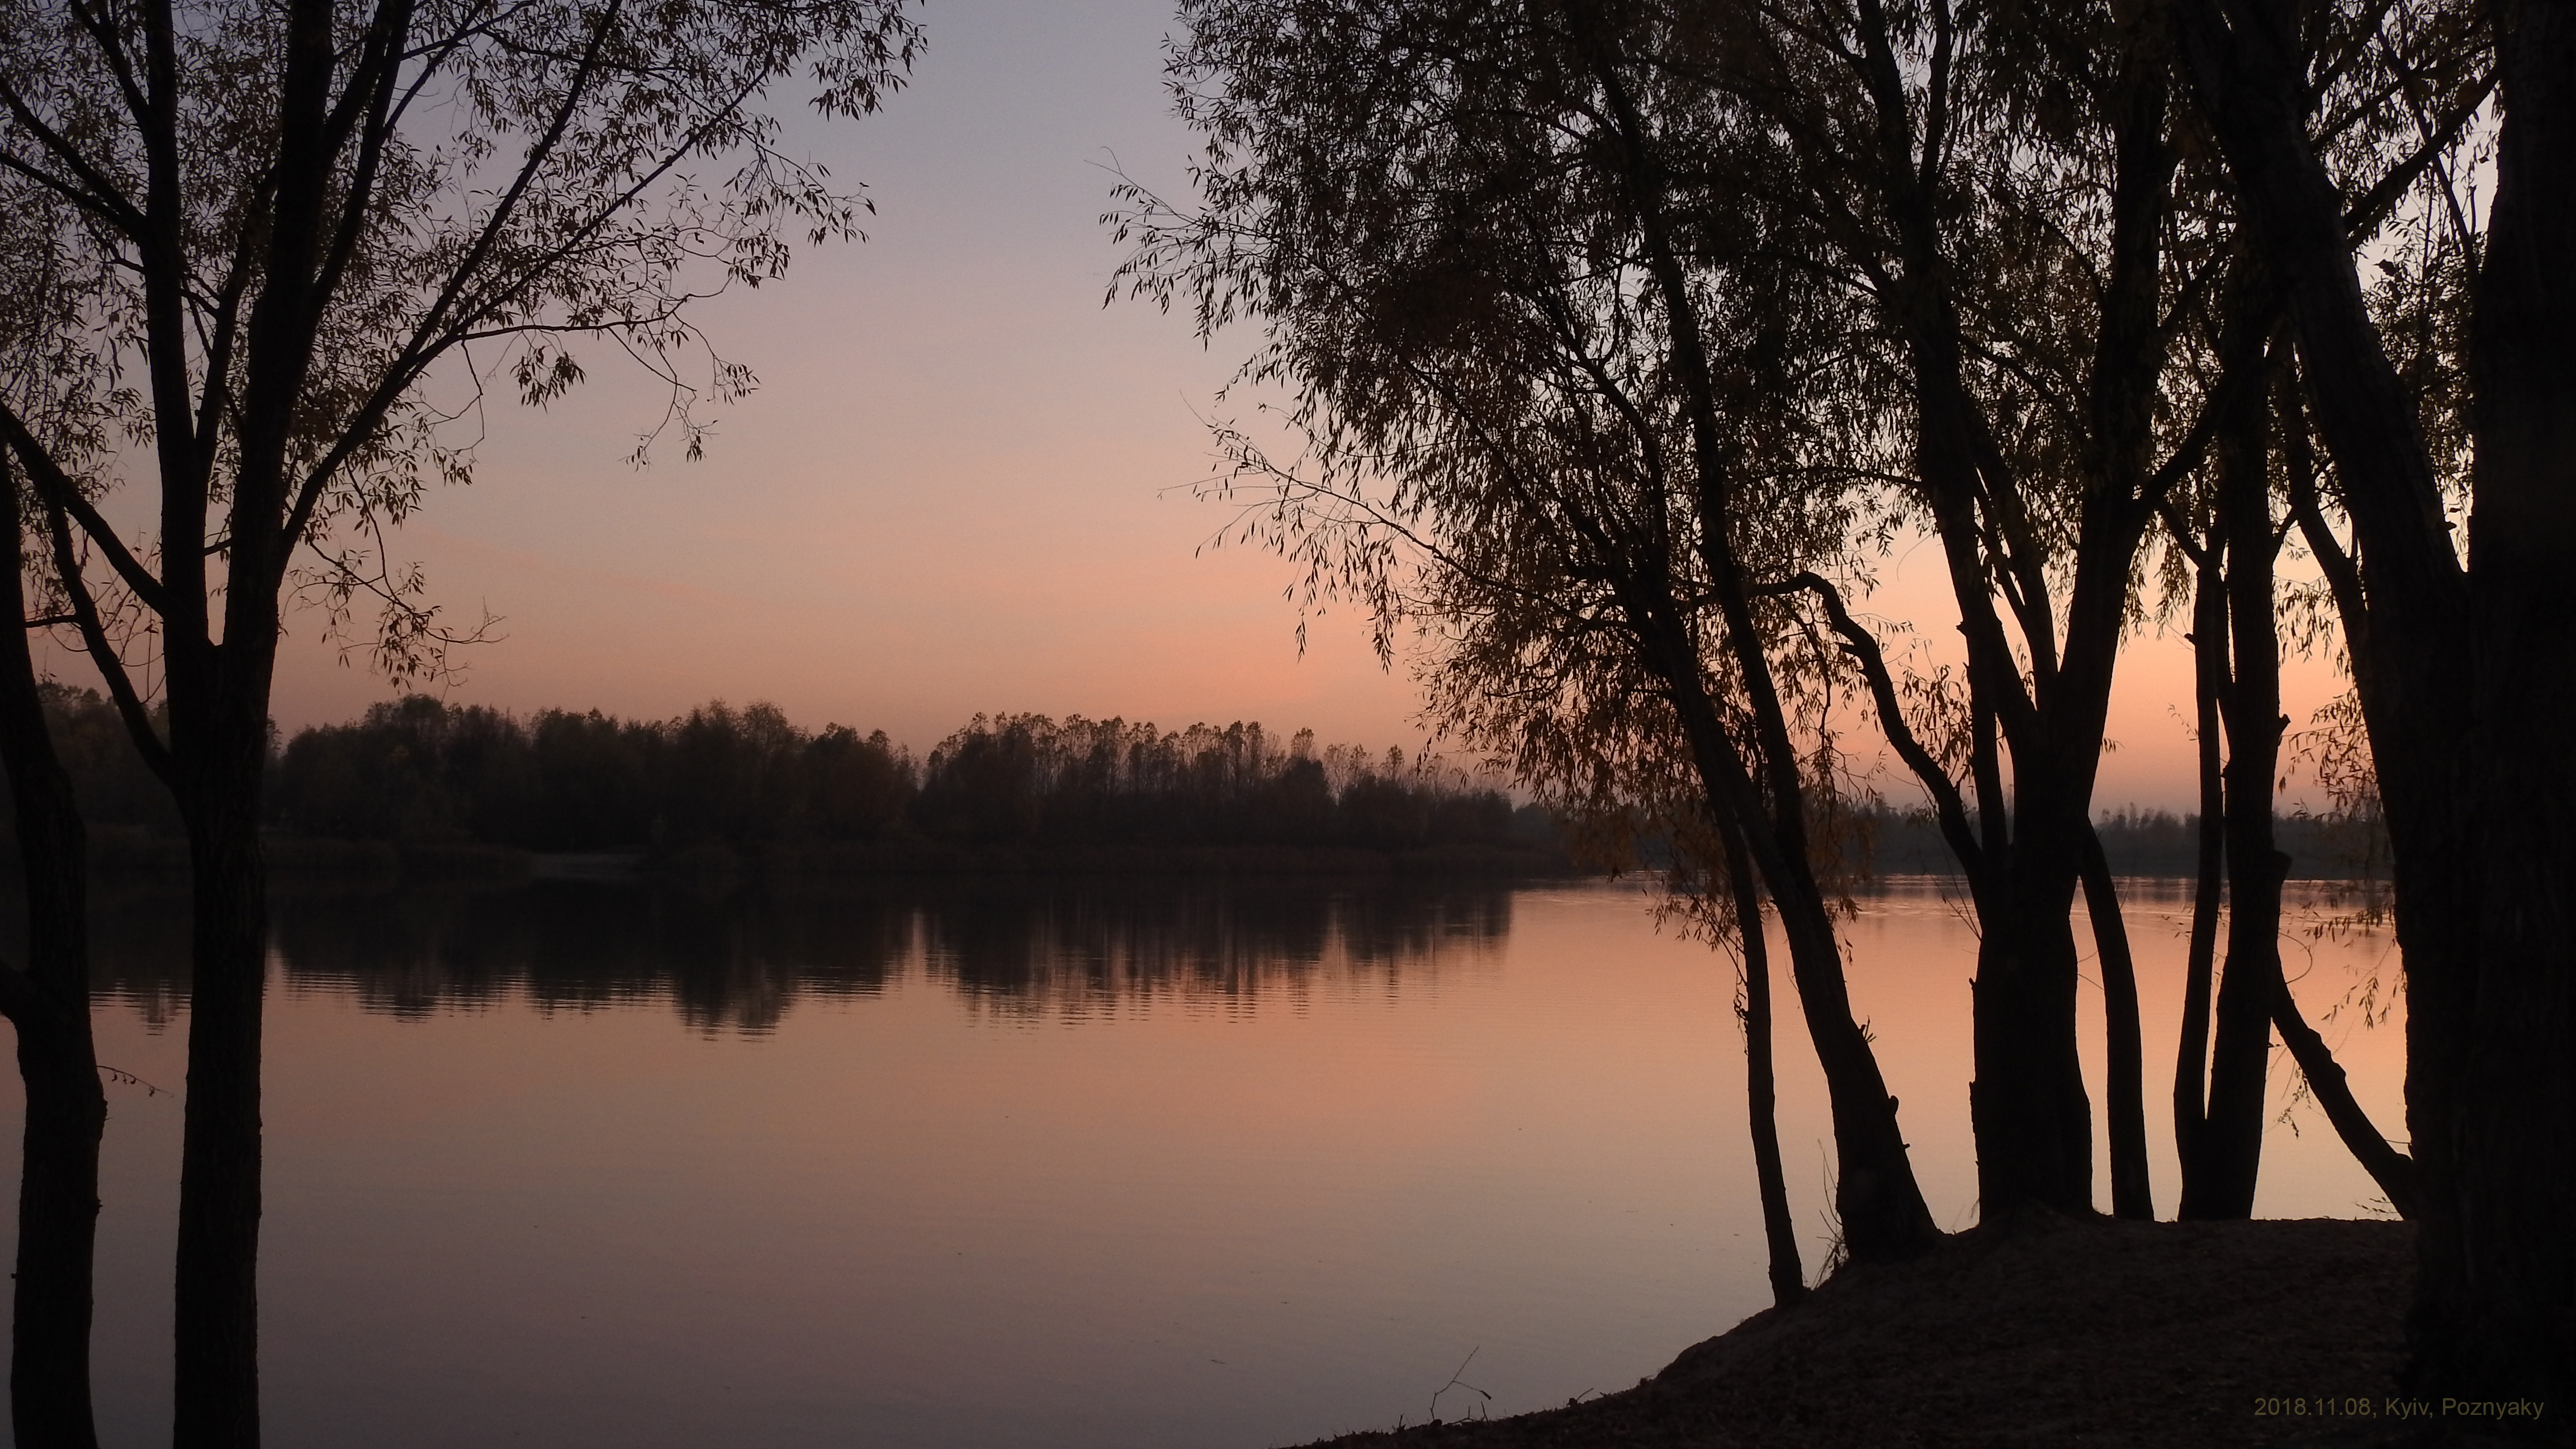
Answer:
[{"left": 31, "top": 877, "right": 1514, "bottom": 1033}]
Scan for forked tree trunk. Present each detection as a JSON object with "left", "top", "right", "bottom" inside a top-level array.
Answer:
[
  {"left": 1658, "top": 645, "right": 1939, "bottom": 1266},
  {"left": 0, "top": 463, "right": 106, "bottom": 1449},
  {"left": 1723, "top": 835, "right": 1805, "bottom": 1308},
  {"left": 1867, "top": 56, "right": 2177, "bottom": 1219}
]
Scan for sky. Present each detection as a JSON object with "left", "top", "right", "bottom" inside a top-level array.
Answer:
[{"left": 228, "top": 0, "right": 2346, "bottom": 814}]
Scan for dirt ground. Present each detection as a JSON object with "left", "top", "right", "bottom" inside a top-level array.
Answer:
[{"left": 1287, "top": 1214, "right": 2536, "bottom": 1448}]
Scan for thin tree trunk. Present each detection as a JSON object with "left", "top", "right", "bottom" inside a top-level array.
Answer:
[
  {"left": 1570, "top": 18, "right": 1938, "bottom": 1267},
  {"left": 1657, "top": 641, "right": 1938, "bottom": 1266},
  {"left": 1723, "top": 831, "right": 1804, "bottom": 1308},
  {"left": 0, "top": 456, "right": 106, "bottom": 1449},
  {"left": 2185, "top": 330, "right": 2285, "bottom": 1221},
  {"left": 2077, "top": 827, "right": 2152, "bottom": 1220},
  {"left": 2175, "top": 544, "right": 2228, "bottom": 1176}
]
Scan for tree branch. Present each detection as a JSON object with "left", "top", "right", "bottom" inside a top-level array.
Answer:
[
  {"left": 1775, "top": 570, "right": 1986, "bottom": 894},
  {"left": 39, "top": 499, "right": 173, "bottom": 787},
  {"left": 0, "top": 409, "right": 170, "bottom": 617},
  {"left": 2272, "top": 974, "right": 2419, "bottom": 1218}
]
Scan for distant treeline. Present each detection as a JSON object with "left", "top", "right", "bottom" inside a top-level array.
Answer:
[
  {"left": 11, "top": 686, "right": 2384, "bottom": 878},
  {"left": 1853, "top": 803, "right": 2388, "bottom": 882},
  {"left": 6, "top": 691, "right": 1540, "bottom": 865}
]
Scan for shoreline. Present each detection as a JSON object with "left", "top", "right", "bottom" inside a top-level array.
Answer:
[{"left": 1292, "top": 1214, "right": 2468, "bottom": 1448}]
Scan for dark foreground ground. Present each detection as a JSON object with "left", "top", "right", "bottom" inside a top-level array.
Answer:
[{"left": 1294, "top": 1214, "right": 2535, "bottom": 1448}]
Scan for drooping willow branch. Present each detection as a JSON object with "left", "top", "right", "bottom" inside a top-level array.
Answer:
[{"left": 1767, "top": 570, "right": 1986, "bottom": 901}]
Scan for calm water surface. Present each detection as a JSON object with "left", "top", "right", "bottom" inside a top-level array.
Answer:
[{"left": 2, "top": 874, "right": 2404, "bottom": 1447}]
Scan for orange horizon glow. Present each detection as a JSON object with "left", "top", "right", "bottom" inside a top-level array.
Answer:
[{"left": 37, "top": 2, "right": 2352, "bottom": 817}]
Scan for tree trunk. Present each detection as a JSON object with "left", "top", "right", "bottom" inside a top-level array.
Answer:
[
  {"left": 1567, "top": 25, "right": 1938, "bottom": 1268},
  {"left": 2184, "top": 336, "right": 2285, "bottom": 1221},
  {"left": 169, "top": 740, "right": 271, "bottom": 1449},
  {"left": 2181, "top": 842, "right": 2281, "bottom": 1220},
  {"left": 2077, "top": 829, "right": 2152, "bottom": 1220},
  {"left": 1656, "top": 640, "right": 1939, "bottom": 1266},
  {"left": 0, "top": 458, "right": 106, "bottom": 1449},
  {"left": 2175, "top": 543, "right": 2228, "bottom": 1175},
  {"left": 1724, "top": 834, "right": 1805, "bottom": 1308},
  {"left": 1969, "top": 853, "right": 2095, "bottom": 1219},
  {"left": 2171, "top": 0, "right": 2494, "bottom": 1397},
  {"left": 11, "top": 1018, "right": 106, "bottom": 1449},
  {"left": 2444, "top": 0, "right": 2575, "bottom": 1408}
]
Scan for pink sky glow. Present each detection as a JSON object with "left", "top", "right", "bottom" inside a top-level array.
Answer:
[{"left": 177, "top": 1, "right": 2344, "bottom": 815}]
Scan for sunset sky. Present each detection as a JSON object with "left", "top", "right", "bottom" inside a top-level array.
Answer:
[{"left": 236, "top": 0, "right": 2344, "bottom": 815}]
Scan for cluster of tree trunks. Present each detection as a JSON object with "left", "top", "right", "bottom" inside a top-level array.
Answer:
[
  {"left": 2177, "top": 0, "right": 2573, "bottom": 1409},
  {"left": 1133, "top": 0, "right": 2565, "bottom": 1420}
]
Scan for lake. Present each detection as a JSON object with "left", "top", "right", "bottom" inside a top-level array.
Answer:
[{"left": 2, "top": 873, "right": 2406, "bottom": 1447}]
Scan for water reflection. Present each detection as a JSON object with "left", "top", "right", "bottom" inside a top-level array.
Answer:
[
  {"left": 921, "top": 883, "right": 1509, "bottom": 1019},
  {"left": 8, "top": 874, "right": 2402, "bottom": 1449},
  {"left": 51, "top": 877, "right": 1513, "bottom": 1033}
]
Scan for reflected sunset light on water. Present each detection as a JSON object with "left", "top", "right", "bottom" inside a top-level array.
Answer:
[{"left": 8, "top": 875, "right": 2402, "bottom": 1448}]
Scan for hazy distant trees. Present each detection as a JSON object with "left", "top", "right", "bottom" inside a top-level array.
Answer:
[
  {"left": 258, "top": 699, "right": 1526, "bottom": 858},
  {"left": 913, "top": 716, "right": 1517, "bottom": 852},
  {"left": 271, "top": 699, "right": 913, "bottom": 851}
]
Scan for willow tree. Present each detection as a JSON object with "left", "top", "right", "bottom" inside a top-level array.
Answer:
[
  {"left": 1564, "top": 0, "right": 2476, "bottom": 1229},
  {"left": 2176, "top": 0, "right": 2569, "bottom": 1408},
  {"left": 1123, "top": 0, "right": 1941, "bottom": 1268},
  {"left": 0, "top": 0, "right": 920, "bottom": 1441}
]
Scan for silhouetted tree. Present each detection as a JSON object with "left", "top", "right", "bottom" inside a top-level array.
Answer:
[
  {"left": 1129, "top": 0, "right": 2483, "bottom": 1248},
  {"left": 0, "top": 454, "right": 106, "bottom": 1448},
  {"left": 1122, "top": 0, "right": 1944, "bottom": 1263},
  {"left": 0, "top": 0, "right": 920, "bottom": 1436},
  {"left": 911, "top": 714, "right": 1512, "bottom": 852},
  {"left": 2158, "top": 359, "right": 2417, "bottom": 1223},
  {"left": 527, "top": 711, "right": 661, "bottom": 851},
  {"left": 2175, "top": 0, "right": 2565, "bottom": 1405}
]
